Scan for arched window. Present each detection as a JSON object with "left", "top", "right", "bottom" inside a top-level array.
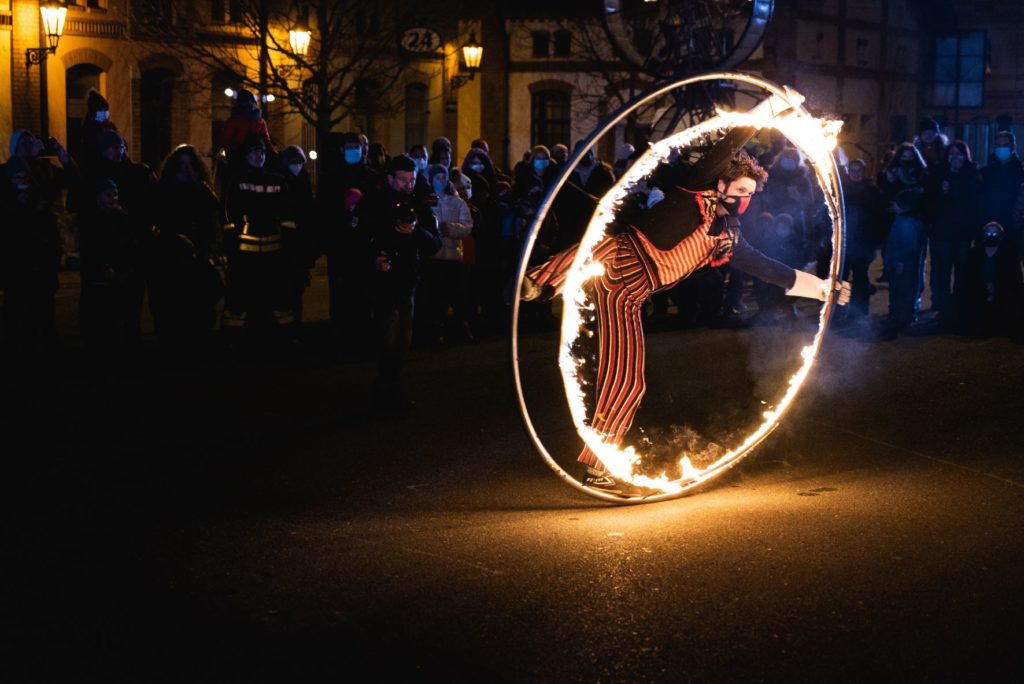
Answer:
[
  {"left": 531, "top": 89, "right": 571, "bottom": 148},
  {"left": 66, "top": 63, "right": 103, "bottom": 163},
  {"left": 404, "top": 83, "right": 429, "bottom": 151}
]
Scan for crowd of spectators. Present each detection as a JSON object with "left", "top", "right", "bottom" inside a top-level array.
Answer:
[{"left": 3, "top": 97, "right": 1023, "bottom": 409}]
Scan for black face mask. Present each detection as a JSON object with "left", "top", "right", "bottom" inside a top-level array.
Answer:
[
  {"left": 899, "top": 160, "right": 916, "bottom": 171},
  {"left": 719, "top": 194, "right": 751, "bottom": 216},
  {"left": 983, "top": 234, "right": 1002, "bottom": 247}
]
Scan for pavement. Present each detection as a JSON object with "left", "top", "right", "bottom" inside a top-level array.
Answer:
[{"left": 5, "top": 260, "right": 1024, "bottom": 682}]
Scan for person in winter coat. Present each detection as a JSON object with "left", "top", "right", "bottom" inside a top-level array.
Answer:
[
  {"left": 78, "top": 177, "right": 146, "bottom": 353},
  {"left": 927, "top": 140, "right": 982, "bottom": 328},
  {"left": 980, "top": 131, "right": 1024, "bottom": 239},
  {"left": 80, "top": 89, "right": 118, "bottom": 173},
  {"left": 840, "top": 159, "right": 886, "bottom": 319},
  {"left": 416, "top": 164, "right": 474, "bottom": 347},
  {"left": 220, "top": 89, "right": 275, "bottom": 162},
  {"left": 879, "top": 142, "right": 930, "bottom": 338},
  {"left": 363, "top": 155, "right": 442, "bottom": 409},
  {"left": 148, "top": 145, "right": 225, "bottom": 351},
  {"left": 220, "top": 134, "right": 298, "bottom": 348},
  {"left": 956, "top": 222, "right": 1023, "bottom": 339},
  {"left": 0, "top": 158, "right": 62, "bottom": 353},
  {"left": 279, "top": 144, "right": 318, "bottom": 328}
]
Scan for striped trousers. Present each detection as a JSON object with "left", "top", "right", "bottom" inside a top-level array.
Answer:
[{"left": 526, "top": 234, "right": 660, "bottom": 470}]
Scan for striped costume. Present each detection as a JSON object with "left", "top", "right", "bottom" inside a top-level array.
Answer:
[{"left": 526, "top": 189, "right": 750, "bottom": 469}]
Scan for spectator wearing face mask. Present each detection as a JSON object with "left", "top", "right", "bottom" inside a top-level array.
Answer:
[
  {"left": 879, "top": 142, "right": 930, "bottom": 338},
  {"left": 460, "top": 148, "right": 497, "bottom": 206},
  {"left": 512, "top": 146, "right": 560, "bottom": 259},
  {"left": 956, "top": 222, "right": 1023, "bottom": 339},
  {"left": 415, "top": 164, "right": 474, "bottom": 348},
  {"left": 553, "top": 141, "right": 616, "bottom": 250},
  {"left": 761, "top": 147, "right": 814, "bottom": 264},
  {"left": 80, "top": 89, "right": 119, "bottom": 173},
  {"left": 980, "top": 131, "right": 1024, "bottom": 236},
  {"left": 927, "top": 141, "right": 982, "bottom": 330},
  {"left": 279, "top": 145, "right": 318, "bottom": 330},
  {"left": 319, "top": 131, "right": 380, "bottom": 348},
  {"left": 408, "top": 143, "right": 432, "bottom": 199}
]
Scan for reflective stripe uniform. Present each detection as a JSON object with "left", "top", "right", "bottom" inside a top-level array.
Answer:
[{"left": 222, "top": 168, "right": 297, "bottom": 329}]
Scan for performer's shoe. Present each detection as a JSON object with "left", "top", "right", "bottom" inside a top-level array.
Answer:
[{"left": 583, "top": 467, "right": 656, "bottom": 498}]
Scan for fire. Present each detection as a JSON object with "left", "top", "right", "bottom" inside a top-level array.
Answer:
[{"left": 558, "top": 86, "right": 843, "bottom": 495}]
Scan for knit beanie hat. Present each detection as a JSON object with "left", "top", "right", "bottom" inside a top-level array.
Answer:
[
  {"left": 87, "top": 89, "right": 110, "bottom": 114},
  {"left": 8, "top": 129, "right": 30, "bottom": 159}
]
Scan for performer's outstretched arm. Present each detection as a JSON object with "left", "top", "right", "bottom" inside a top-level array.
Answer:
[{"left": 731, "top": 237, "right": 851, "bottom": 303}]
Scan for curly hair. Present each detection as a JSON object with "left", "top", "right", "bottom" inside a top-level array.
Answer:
[{"left": 721, "top": 148, "right": 768, "bottom": 185}]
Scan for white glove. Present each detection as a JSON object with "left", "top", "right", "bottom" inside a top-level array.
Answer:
[
  {"left": 786, "top": 270, "right": 851, "bottom": 305},
  {"left": 646, "top": 187, "right": 665, "bottom": 208}
]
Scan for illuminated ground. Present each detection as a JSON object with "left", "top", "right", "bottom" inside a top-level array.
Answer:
[{"left": 5, "top": 261, "right": 1024, "bottom": 681}]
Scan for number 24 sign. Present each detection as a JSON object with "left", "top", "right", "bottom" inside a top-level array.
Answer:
[{"left": 401, "top": 28, "right": 441, "bottom": 53}]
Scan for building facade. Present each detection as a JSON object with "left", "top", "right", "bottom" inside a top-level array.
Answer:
[{"left": 3, "top": 1, "right": 1023, "bottom": 178}]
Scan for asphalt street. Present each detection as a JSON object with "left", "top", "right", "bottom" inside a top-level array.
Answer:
[{"left": 5, "top": 261, "right": 1024, "bottom": 682}]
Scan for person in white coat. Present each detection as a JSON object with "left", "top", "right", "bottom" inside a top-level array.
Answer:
[{"left": 415, "top": 164, "right": 475, "bottom": 347}]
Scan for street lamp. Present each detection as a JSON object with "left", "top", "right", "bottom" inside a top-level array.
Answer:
[
  {"left": 289, "top": 25, "right": 311, "bottom": 57},
  {"left": 26, "top": 1, "right": 67, "bottom": 139},
  {"left": 451, "top": 33, "right": 483, "bottom": 90}
]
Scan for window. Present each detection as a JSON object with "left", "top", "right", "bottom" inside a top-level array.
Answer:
[
  {"left": 932, "top": 31, "right": 985, "bottom": 108},
  {"left": 532, "top": 31, "right": 550, "bottom": 58},
  {"left": 531, "top": 90, "right": 571, "bottom": 148},
  {"left": 404, "top": 83, "right": 428, "bottom": 152},
  {"left": 553, "top": 30, "right": 572, "bottom": 58}
]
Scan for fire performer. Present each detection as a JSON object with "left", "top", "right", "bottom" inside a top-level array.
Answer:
[{"left": 521, "top": 125, "right": 851, "bottom": 496}]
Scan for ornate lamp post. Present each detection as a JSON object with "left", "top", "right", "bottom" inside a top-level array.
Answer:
[
  {"left": 26, "top": 1, "right": 67, "bottom": 139},
  {"left": 451, "top": 32, "right": 483, "bottom": 90},
  {"left": 289, "top": 25, "right": 311, "bottom": 57}
]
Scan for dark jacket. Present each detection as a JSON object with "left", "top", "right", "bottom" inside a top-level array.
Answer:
[
  {"left": 363, "top": 188, "right": 442, "bottom": 293},
  {"left": 931, "top": 163, "right": 983, "bottom": 242},
  {"left": 980, "top": 154, "right": 1024, "bottom": 229},
  {"left": 154, "top": 179, "right": 222, "bottom": 261}
]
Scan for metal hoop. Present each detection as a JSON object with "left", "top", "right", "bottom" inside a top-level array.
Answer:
[{"left": 510, "top": 71, "right": 845, "bottom": 504}]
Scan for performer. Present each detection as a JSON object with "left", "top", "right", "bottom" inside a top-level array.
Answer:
[{"left": 521, "top": 126, "right": 850, "bottom": 496}]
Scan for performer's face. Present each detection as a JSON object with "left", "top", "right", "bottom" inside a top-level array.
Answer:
[{"left": 716, "top": 177, "right": 757, "bottom": 215}]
